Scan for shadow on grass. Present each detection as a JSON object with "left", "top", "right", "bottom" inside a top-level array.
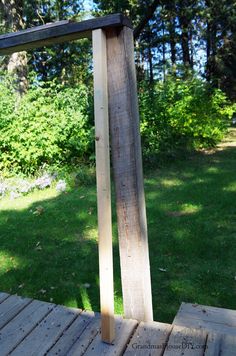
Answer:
[
  {"left": 146, "top": 146, "right": 236, "bottom": 322},
  {"left": 0, "top": 143, "right": 235, "bottom": 324},
  {"left": 0, "top": 186, "right": 122, "bottom": 315}
]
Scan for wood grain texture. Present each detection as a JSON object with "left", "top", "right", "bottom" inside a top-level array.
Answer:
[
  {"left": 173, "top": 303, "right": 236, "bottom": 336},
  {"left": 0, "top": 295, "right": 32, "bottom": 330},
  {"left": 106, "top": 25, "right": 153, "bottom": 322},
  {"left": 163, "top": 325, "right": 207, "bottom": 356},
  {"left": 0, "top": 299, "right": 54, "bottom": 355},
  {"left": 124, "top": 321, "right": 172, "bottom": 355},
  {"left": 47, "top": 310, "right": 97, "bottom": 356},
  {"left": 83, "top": 316, "right": 138, "bottom": 355},
  {"left": 93, "top": 28, "right": 115, "bottom": 344},
  {"left": 11, "top": 305, "right": 81, "bottom": 356},
  {"left": 0, "top": 14, "right": 132, "bottom": 55},
  {"left": 66, "top": 315, "right": 101, "bottom": 356}
]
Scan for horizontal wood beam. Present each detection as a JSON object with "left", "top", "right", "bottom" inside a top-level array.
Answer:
[{"left": 0, "top": 14, "right": 132, "bottom": 55}]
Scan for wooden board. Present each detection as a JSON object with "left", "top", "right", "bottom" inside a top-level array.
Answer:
[
  {"left": 220, "top": 334, "right": 236, "bottom": 356},
  {"left": 0, "top": 299, "right": 54, "bottom": 355},
  {"left": 124, "top": 321, "right": 172, "bottom": 355},
  {"left": 106, "top": 25, "right": 153, "bottom": 322},
  {"left": 47, "top": 311, "right": 97, "bottom": 356},
  {"left": 83, "top": 316, "right": 138, "bottom": 355},
  {"left": 92, "top": 28, "right": 115, "bottom": 344},
  {"left": 163, "top": 325, "right": 207, "bottom": 356},
  {"left": 204, "top": 333, "right": 222, "bottom": 356},
  {"left": 0, "top": 292, "right": 10, "bottom": 304},
  {"left": 0, "top": 14, "right": 132, "bottom": 55},
  {"left": 173, "top": 303, "right": 236, "bottom": 336},
  {"left": 66, "top": 315, "right": 101, "bottom": 355},
  {"left": 0, "top": 295, "right": 32, "bottom": 330},
  {"left": 11, "top": 305, "right": 81, "bottom": 356}
]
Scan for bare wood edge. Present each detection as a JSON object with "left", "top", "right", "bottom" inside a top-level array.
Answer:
[{"left": 92, "top": 28, "right": 115, "bottom": 344}]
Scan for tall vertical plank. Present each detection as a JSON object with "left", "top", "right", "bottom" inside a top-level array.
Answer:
[
  {"left": 92, "top": 28, "right": 115, "bottom": 343},
  {"left": 106, "top": 26, "right": 153, "bottom": 321}
]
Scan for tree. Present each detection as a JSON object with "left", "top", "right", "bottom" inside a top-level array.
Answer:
[{"left": 0, "top": 0, "right": 28, "bottom": 95}]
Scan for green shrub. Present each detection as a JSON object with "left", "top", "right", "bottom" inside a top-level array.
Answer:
[
  {"left": 139, "top": 76, "right": 235, "bottom": 160},
  {"left": 0, "top": 79, "right": 92, "bottom": 175}
]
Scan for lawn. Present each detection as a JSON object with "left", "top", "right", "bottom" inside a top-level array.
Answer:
[{"left": 0, "top": 129, "right": 235, "bottom": 323}]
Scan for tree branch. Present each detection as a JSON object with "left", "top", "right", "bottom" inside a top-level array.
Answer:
[{"left": 134, "top": 0, "right": 160, "bottom": 39}]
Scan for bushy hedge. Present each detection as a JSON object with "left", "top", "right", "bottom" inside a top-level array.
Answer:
[
  {"left": 139, "top": 76, "right": 235, "bottom": 160},
  {"left": 0, "top": 78, "right": 92, "bottom": 175},
  {"left": 0, "top": 74, "right": 234, "bottom": 176}
]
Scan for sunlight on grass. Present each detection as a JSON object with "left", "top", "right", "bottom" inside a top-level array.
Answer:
[
  {"left": 180, "top": 203, "right": 202, "bottom": 214},
  {"left": 0, "top": 252, "right": 21, "bottom": 273},
  {"left": 0, "top": 188, "right": 60, "bottom": 211},
  {"left": 223, "top": 183, "right": 236, "bottom": 192},
  {"left": 160, "top": 178, "right": 183, "bottom": 187},
  {"left": 207, "top": 167, "right": 219, "bottom": 174},
  {"left": 80, "top": 287, "right": 93, "bottom": 310}
]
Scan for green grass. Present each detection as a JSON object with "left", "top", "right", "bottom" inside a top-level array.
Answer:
[{"left": 0, "top": 129, "right": 236, "bottom": 323}]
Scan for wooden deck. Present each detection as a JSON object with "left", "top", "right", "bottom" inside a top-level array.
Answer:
[{"left": 0, "top": 292, "right": 235, "bottom": 355}]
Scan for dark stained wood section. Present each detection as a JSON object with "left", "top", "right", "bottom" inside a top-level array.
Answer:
[
  {"left": 0, "top": 14, "right": 132, "bottom": 55},
  {"left": 0, "top": 292, "right": 235, "bottom": 355}
]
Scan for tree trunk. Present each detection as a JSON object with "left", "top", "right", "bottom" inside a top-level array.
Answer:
[
  {"left": 179, "top": 15, "right": 191, "bottom": 67},
  {"left": 0, "top": 0, "right": 28, "bottom": 95},
  {"left": 166, "top": 1, "right": 176, "bottom": 65},
  {"left": 147, "top": 30, "right": 154, "bottom": 83}
]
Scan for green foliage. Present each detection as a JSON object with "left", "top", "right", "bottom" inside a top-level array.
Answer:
[
  {"left": 0, "top": 79, "right": 92, "bottom": 175},
  {"left": 139, "top": 76, "right": 235, "bottom": 161}
]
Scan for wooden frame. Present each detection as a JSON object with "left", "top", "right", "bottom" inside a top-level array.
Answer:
[{"left": 0, "top": 14, "right": 153, "bottom": 343}]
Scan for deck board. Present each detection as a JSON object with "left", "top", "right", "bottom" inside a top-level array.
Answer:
[
  {"left": 220, "top": 334, "right": 236, "bottom": 356},
  {"left": 66, "top": 314, "right": 101, "bottom": 356},
  {"left": 163, "top": 325, "right": 207, "bottom": 356},
  {"left": 11, "top": 305, "right": 81, "bottom": 356},
  {"left": 173, "top": 302, "right": 236, "bottom": 336},
  {"left": 0, "top": 293, "right": 235, "bottom": 355},
  {"left": 0, "top": 299, "right": 54, "bottom": 354},
  {"left": 204, "top": 333, "right": 222, "bottom": 356},
  {"left": 0, "top": 292, "right": 10, "bottom": 304},
  {"left": 124, "top": 321, "right": 172, "bottom": 356},
  {"left": 82, "top": 316, "right": 138, "bottom": 355},
  {"left": 0, "top": 295, "right": 32, "bottom": 330},
  {"left": 47, "top": 311, "right": 98, "bottom": 356}
]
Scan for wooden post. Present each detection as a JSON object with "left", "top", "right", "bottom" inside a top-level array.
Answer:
[
  {"left": 106, "top": 26, "right": 153, "bottom": 322},
  {"left": 92, "top": 29, "right": 115, "bottom": 343}
]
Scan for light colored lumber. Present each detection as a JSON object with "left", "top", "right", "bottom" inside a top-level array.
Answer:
[
  {"left": 0, "top": 299, "right": 54, "bottom": 354},
  {"left": 47, "top": 311, "right": 97, "bottom": 356},
  {"left": 83, "top": 316, "right": 138, "bottom": 355},
  {"left": 66, "top": 314, "right": 101, "bottom": 356},
  {"left": 92, "top": 28, "right": 115, "bottom": 344},
  {"left": 0, "top": 292, "right": 10, "bottom": 303},
  {"left": 124, "top": 321, "right": 172, "bottom": 355},
  {"left": 0, "top": 294, "right": 32, "bottom": 330},
  {"left": 11, "top": 305, "right": 81, "bottom": 356},
  {"left": 163, "top": 325, "right": 207, "bottom": 356},
  {"left": 106, "top": 25, "right": 153, "bottom": 322},
  {"left": 173, "top": 303, "right": 236, "bottom": 336}
]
